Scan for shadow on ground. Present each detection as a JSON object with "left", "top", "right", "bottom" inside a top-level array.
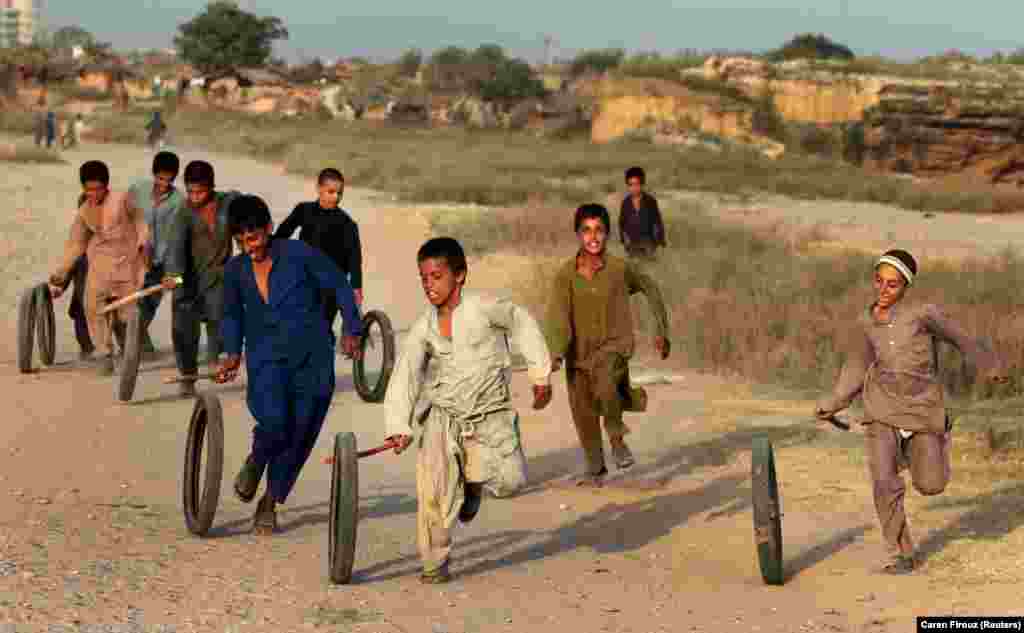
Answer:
[{"left": 916, "top": 482, "right": 1024, "bottom": 564}]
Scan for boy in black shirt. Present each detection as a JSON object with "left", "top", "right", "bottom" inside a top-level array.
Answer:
[
  {"left": 275, "top": 168, "right": 364, "bottom": 332},
  {"left": 619, "top": 166, "right": 666, "bottom": 259}
]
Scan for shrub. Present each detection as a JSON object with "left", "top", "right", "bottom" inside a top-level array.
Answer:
[
  {"left": 768, "top": 33, "right": 856, "bottom": 62},
  {"left": 569, "top": 48, "right": 625, "bottom": 77}
]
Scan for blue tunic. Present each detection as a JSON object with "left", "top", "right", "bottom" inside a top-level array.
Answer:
[{"left": 222, "top": 238, "right": 362, "bottom": 503}]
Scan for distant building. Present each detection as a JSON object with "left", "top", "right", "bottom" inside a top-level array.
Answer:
[{"left": 0, "top": 0, "right": 40, "bottom": 48}]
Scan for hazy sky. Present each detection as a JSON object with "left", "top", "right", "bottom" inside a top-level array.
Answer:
[{"left": 41, "top": 0, "right": 1024, "bottom": 63}]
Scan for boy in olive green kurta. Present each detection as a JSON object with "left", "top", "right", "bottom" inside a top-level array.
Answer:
[{"left": 546, "top": 204, "right": 671, "bottom": 484}]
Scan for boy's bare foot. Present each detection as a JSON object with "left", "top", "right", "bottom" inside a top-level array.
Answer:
[
  {"left": 610, "top": 437, "right": 635, "bottom": 469},
  {"left": 575, "top": 467, "right": 608, "bottom": 487},
  {"left": 879, "top": 553, "right": 915, "bottom": 575},
  {"left": 96, "top": 354, "right": 115, "bottom": 376}
]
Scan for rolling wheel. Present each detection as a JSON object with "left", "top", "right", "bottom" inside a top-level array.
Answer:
[
  {"left": 34, "top": 283, "right": 56, "bottom": 366},
  {"left": 183, "top": 393, "right": 224, "bottom": 536},
  {"left": 353, "top": 310, "right": 396, "bottom": 403},
  {"left": 116, "top": 308, "right": 141, "bottom": 402},
  {"left": 752, "top": 435, "right": 784, "bottom": 585},
  {"left": 328, "top": 431, "right": 359, "bottom": 584},
  {"left": 17, "top": 285, "right": 38, "bottom": 374}
]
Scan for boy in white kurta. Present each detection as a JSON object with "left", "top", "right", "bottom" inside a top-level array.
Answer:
[{"left": 385, "top": 237, "right": 554, "bottom": 583}]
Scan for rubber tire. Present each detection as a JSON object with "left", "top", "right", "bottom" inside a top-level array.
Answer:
[
  {"left": 353, "top": 310, "right": 396, "bottom": 403},
  {"left": 328, "top": 432, "right": 359, "bottom": 584},
  {"left": 116, "top": 308, "right": 141, "bottom": 402},
  {"left": 752, "top": 435, "right": 784, "bottom": 585},
  {"left": 17, "top": 286, "right": 37, "bottom": 374},
  {"left": 183, "top": 393, "right": 224, "bottom": 536},
  {"left": 34, "top": 284, "right": 55, "bottom": 366}
]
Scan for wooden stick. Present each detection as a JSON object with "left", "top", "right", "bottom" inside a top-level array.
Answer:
[
  {"left": 98, "top": 277, "right": 182, "bottom": 315},
  {"left": 163, "top": 371, "right": 218, "bottom": 384},
  {"left": 322, "top": 438, "right": 399, "bottom": 464}
]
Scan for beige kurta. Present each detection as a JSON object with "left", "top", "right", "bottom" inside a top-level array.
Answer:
[
  {"left": 50, "top": 190, "right": 149, "bottom": 357},
  {"left": 385, "top": 292, "right": 552, "bottom": 573},
  {"left": 817, "top": 302, "right": 1003, "bottom": 435}
]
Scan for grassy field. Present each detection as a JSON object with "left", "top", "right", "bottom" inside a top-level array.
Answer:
[
  {"left": 8, "top": 103, "right": 1021, "bottom": 215},
  {"left": 430, "top": 199, "right": 1024, "bottom": 400}
]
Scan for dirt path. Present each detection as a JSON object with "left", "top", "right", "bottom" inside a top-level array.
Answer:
[{"left": 1, "top": 140, "right": 1022, "bottom": 632}]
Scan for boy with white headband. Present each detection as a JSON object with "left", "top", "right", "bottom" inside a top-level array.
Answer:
[{"left": 815, "top": 249, "right": 1009, "bottom": 574}]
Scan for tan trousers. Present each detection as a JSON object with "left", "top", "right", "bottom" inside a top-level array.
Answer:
[
  {"left": 566, "top": 353, "right": 634, "bottom": 476},
  {"left": 84, "top": 276, "right": 138, "bottom": 358},
  {"left": 416, "top": 408, "right": 526, "bottom": 574},
  {"left": 865, "top": 422, "right": 951, "bottom": 555}
]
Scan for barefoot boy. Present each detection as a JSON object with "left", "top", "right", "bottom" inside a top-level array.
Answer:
[
  {"left": 49, "top": 161, "right": 149, "bottom": 375},
  {"left": 274, "top": 167, "right": 364, "bottom": 328},
  {"left": 215, "top": 195, "right": 362, "bottom": 534},
  {"left": 815, "top": 249, "right": 1009, "bottom": 574},
  {"left": 547, "top": 204, "right": 671, "bottom": 485},
  {"left": 384, "top": 237, "right": 553, "bottom": 583}
]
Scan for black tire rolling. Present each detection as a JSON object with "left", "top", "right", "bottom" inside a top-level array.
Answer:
[
  {"left": 328, "top": 432, "right": 359, "bottom": 584},
  {"left": 17, "top": 285, "right": 38, "bottom": 374},
  {"left": 353, "top": 310, "right": 396, "bottom": 403},
  {"left": 752, "top": 435, "right": 784, "bottom": 585},
  {"left": 183, "top": 393, "right": 224, "bottom": 536},
  {"left": 34, "top": 284, "right": 56, "bottom": 366},
  {"left": 116, "top": 308, "right": 141, "bottom": 402}
]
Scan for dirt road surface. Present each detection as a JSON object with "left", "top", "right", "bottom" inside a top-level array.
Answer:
[{"left": 1, "top": 140, "right": 1021, "bottom": 632}]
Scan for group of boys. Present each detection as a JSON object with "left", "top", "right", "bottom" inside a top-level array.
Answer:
[{"left": 47, "top": 153, "right": 1007, "bottom": 583}]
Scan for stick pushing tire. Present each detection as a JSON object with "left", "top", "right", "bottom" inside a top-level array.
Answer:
[
  {"left": 328, "top": 432, "right": 359, "bottom": 584},
  {"left": 183, "top": 393, "right": 224, "bottom": 537},
  {"left": 17, "top": 286, "right": 38, "bottom": 374},
  {"left": 752, "top": 435, "right": 784, "bottom": 585},
  {"left": 34, "top": 284, "right": 56, "bottom": 366},
  {"left": 116, "top": 308, "right": 141, "bottom": 402},
  {"left": 353, "top": 310, "right": 396, "bottom": 404}
]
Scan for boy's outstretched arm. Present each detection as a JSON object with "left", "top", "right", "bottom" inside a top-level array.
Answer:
[
  {"left": 384, "top": 318, "right": 431, "bottom": 452},
  {"left": 303, "top": 245, "right": 363, "bottom": 352},
  {"left": 483, "top": 296, "right": 553, "bottom": 409},
  {"left": 815, "top": 330, "right": 874, "bottom": 418},
  {"left": 215, "top": 261, "right": 245, "bottom": 383},
  {"left": 545, "top": 269, "right": 573, "bottom": 371},
  {"left": 924, "top": 304, "right": 1009, "bottom": 382},
  {"left": 50, "top": 216, "right": 92, "bottom": 293},
  {"left": 273, "top": 203, "right": 304, "bottom": 240},
  {"left": 625, "top": 262, "right": 671, "bottom": 359}
]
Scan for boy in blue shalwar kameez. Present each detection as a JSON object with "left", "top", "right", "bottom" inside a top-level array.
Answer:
[{"left": 214, "top": 195, "right": 363, "bottom": 534}]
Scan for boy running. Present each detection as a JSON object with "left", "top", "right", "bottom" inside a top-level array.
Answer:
[
  {"left": 129, "top": 151, "right": 185, "bottom": 354},
  {"left": 49, "top": 161, "right": 150, "bottom": 375},
  {"left": 274, "top": 168, "right": 364, "bottom": 330},
  {"left": 547, "top": 204, "right": 671, "bottom": 486},
  {"left": 214, "top": 195, "right": 362, "bottom": 534},
  {"left": 384, "top": 237, "right": 553, "bottom": 583},
  {"left": 815, "top": 249, "right": 1009, "bottom": 574},
  {"left": 161, "top": 161, "right": 241, "bottom": 396},
  {"left": 619, "top": 167, "right": 666, "bottom": 260}
]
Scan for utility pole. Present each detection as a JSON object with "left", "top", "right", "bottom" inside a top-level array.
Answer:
[{"left": 543, "top": 34, "right": 554, "bottom": 67}]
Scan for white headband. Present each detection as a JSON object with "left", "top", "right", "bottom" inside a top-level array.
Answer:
[{"left": 877, "top": 255, "right": 914, "bottom": 286}]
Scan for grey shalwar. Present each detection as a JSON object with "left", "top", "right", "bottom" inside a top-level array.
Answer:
[
  {"left": 128, "top": 179, "right": 185, "bottom": 336},
  {"left": 817, "top": 302, "right": 1004, "bottom": 556},
  {"left": 384, "top": 292, "right": 552, "bottom": 574}
]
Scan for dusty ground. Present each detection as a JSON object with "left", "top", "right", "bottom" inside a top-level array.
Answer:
[{"left": 1, "top": 137, "right": 1023, "bottom": 632}]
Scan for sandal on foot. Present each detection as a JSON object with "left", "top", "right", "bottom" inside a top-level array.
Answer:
[
  {"left": 233, "top": 455, "right": 265, "bottom": 503},
  {"left": 419, "top": 563, "right": 451, "bottom": 584},
  {"left": 575, "top": 467, "right": 608, "bottom": 488},
  {"left": 458, "top": 483, "right": 484, "bottom": 524},
  {"left": 880, "top": 554, "right": 915, "bottom": 575},
  {"left": 252, "top": 496, "right": 277, "bottom": 535}
]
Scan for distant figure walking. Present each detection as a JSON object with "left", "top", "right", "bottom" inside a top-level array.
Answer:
[
  {"left": 45, "top": 111, "right": 57, "bottom": 149},
  {"left": 33, "top": 106, "right": 45, "bottom": 146},
  {"left": 63, "top": 114, "right": 85, "bottom": 149},
  {"left": 145, "top": 111, "right": 167, "bottom": 149}
]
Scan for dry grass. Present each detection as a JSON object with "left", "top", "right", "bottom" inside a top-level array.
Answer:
[
  {"left": 13, "top": 105, "right": 1018, "bottom": 214},
  {"left": 431, "top": 200, "right": 1024, "bottom": 399},
  {"left": 0, "top": 143, "right": 65, "bottom": 164}
]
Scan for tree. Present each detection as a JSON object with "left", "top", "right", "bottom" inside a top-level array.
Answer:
[
  {"left": 398, "top": 48, "right": 423, "bottom": 77},
  {"left": 569, "top": 48, "right": 625, "bottom": 76},
  {"left": 174, "top": 1, "right": 289, "bottom": 76},
  {"left": 477, "top": 58, "right": 545, "bottom": 101},
  {"left": 430, "top": 46, "right": 469, "bottom": 67},
  {"left": 767, "top": 33, "right": 855, "bottom": 62}
]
